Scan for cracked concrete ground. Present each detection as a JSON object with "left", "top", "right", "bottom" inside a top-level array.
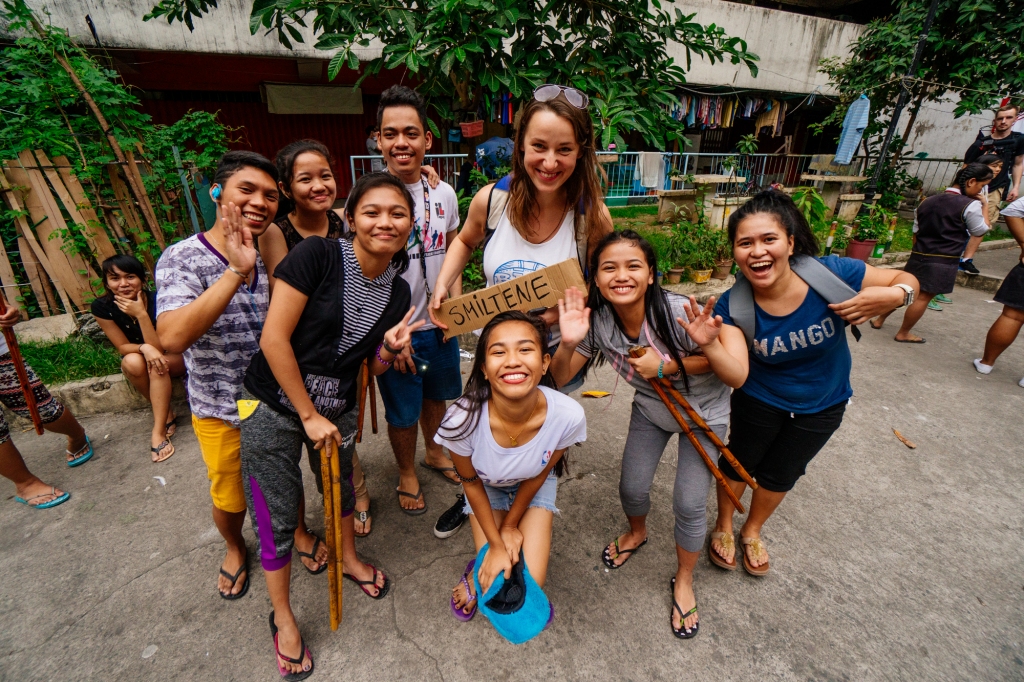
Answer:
[{"left": 1, "top": 283, "right": 1022, "bottom": 681}]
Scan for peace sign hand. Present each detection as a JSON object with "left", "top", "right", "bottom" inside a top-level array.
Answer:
[
  {"left": 384, "top": 307, "right": 426, "bottom": 355},
  {"left": 677, "top": 295, "right": 725, "bottom": 348}
]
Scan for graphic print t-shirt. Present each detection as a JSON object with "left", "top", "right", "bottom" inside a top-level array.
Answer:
[
  {"left": 713, "top": 256, "right": 866, "bottom": 414},
  {"left": 434, "top": 386, "right": 586, "bottom": 487},
  {"left": 403, "top": 180, "right": 460, "bottom": 329}
]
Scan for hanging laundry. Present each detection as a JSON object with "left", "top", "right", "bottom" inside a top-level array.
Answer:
[
  {"left": 834, "top": 94, "right": 871, "bottom": 165},
  {"left": 635, "top": 152, "right": 665, "bottom": 189}
]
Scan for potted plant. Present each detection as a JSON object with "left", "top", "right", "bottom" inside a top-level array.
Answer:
[
  {"left": 846, "top": 212, "right": 889, "bottom": 261},
  {"left": 682, "top": 221, "right": 717, "bottom": 283},
  {"left": 664, "top": 222, "right": 690, "bottom": 284},
  {"left": 712, "top": 228, "right": 734, "bottom": 280}
]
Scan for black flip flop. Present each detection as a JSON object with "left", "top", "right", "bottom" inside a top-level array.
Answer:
[
  {"left": 602, "top": 536, "right": 648, "bottom": 569},
  {"left": 296, "top": 533, "right": 327, "bottom": 575},
  {"left": 894, "top": 336, "right": 926, "bottom": 344},
  {"left": 396, "top": 483, "right": 427, "bottom": 516},
  {"left": 343, "top": 563, "right": 391, "bottom": 599},
  {"left": 269, "top": 611, "right": 314, "bottom": 681},
  {"left": 219, "top": 554, "right": 249, "bottom": 600},
  {"left": 670, "top": 577, "right": 699, "bottom": 639},
  {"left": 419, "top": 460, "right": 460, "bottom": 485},
  {"left": 165, "top": 415, "right": 178, "bottom": 438}
]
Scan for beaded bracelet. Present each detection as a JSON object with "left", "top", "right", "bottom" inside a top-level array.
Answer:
[
  {"left": 375, "top": 343, "right": 394, "bottom": 366},
  {"left": 657, "top": 360, "right": 665, "bottom": 379},
  {"left": 455, "top": 471, "right": 479, "bottom": 484}
]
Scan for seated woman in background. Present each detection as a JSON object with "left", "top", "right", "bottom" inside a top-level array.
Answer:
[{"left": 92, "top": 254, "right": 185, "bottom": 462}]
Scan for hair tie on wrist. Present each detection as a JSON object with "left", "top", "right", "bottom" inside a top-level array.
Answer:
[
  {"left": 376, "top": 343, "right": 394, "bottom": 366},
  {"left": 383, "top": 340, "right": 402, "bottom": 355}
]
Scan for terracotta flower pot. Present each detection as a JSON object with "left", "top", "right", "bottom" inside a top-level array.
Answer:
[
  {"left": 712, "top": 259, "right": 734, "bottom": 280},
  {"left": 846, "top": 239, "right": 877, "bottom": 262},
  {"left": 665, "top": 268, "right": 684, "bottom": 284},
  {"left": 690, "top": 268, "right": 713, "bottom": 284}
]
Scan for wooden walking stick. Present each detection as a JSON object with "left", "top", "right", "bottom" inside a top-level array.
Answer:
[
  {"left": 660, "top": 382, "right": 758, "bottom": 490},
  {"left": 629, "top": 347, "right": 747, "bottom": 513},
  {"left": 0, "top": 295, "right": 42, "bottom": 435},
  {"left": 356, "top": 361, "right": 379, "bottom": 445},
  {"left": 319, "top": 438, "right": 343, "bottom": 630}
]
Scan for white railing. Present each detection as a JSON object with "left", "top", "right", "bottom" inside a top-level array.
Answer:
[{"left": 349, "top": 154, "right": 469, "bottom": 188}]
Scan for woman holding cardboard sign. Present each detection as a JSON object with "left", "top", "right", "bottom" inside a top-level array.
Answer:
[{"left": 429, "top": 85, "right": 613, "bottom": 390}]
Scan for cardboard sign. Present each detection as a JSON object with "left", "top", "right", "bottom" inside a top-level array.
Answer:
[{"left": 437, "top": 259, "right": 586, "bottom": 339}]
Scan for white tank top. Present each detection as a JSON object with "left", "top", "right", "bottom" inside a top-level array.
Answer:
[{"left": 482, "top": 205, "right": 577, "bottom": 346}]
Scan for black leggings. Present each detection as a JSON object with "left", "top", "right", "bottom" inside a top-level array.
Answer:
[{"left": 719, "top": 389, "right": 846, "bottom": 493}]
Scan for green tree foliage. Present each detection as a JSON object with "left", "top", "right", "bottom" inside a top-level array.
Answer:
[
  {"left": 0, "top": 0, "right": 234, "bottom": 263},
  {"left": 145, "top": 0, "right": 758, "bottom": 151}
]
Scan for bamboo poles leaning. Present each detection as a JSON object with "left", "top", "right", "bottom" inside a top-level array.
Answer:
[
  {"left": 319, "top": 439, "right": 344, "bottom": 630},
  {"left": 628, "top": 346, "right": 756, "bottom": 513},
  {"left": 0, "top": 294, "right": 42, "bottom": 435}
]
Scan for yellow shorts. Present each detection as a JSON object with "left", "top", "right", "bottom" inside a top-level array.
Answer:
[{"left": 192, "top": 415, "right": 246, "bottom": 513}]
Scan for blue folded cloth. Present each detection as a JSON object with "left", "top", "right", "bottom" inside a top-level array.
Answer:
[{"left": 473, "top": 543, "right": 550, "bottom": 644}]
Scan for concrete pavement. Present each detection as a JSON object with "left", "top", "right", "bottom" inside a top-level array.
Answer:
[{"left": 1, "top": 283, "right": 1022, "bottom": 681}]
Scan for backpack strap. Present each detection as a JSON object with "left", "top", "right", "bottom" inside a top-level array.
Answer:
[
  {"left": 728, "top": 256, "right": 862, "bottom": 345},
  {"left": 790, "top": 254, "right": 862, "bottom": 341}
]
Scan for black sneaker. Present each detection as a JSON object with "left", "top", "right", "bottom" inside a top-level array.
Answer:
[
  {"left": 959, "top": 259, "right": 980, "bottom": 275},
  {"left": 434, "top": 494, "right": 467, "bottom": 539}
]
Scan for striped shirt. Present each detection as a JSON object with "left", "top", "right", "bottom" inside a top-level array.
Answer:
[
  {"left": 155, "top": 233, "right": 268, "bottom": 426},
  {"left": 338, "top": 238, "right": 397, "bottom": 355}
]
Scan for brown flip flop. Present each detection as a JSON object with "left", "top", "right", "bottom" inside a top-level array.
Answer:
[
  {"left": 741, "top": 536, "right": 770, "bottom": 577},
  {"left": 708, "top": 531, "right": 737, "bottom": 570}
]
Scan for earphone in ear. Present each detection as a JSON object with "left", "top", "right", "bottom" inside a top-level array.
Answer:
[{"left": 211, "top": 186, "right": 222, "bottom": 200}]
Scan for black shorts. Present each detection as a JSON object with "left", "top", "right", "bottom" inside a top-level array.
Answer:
[
  {"left": 994, "top": 261, "right": 1024, "bottom": 311},
  {"left": 719, "top": 389, "right": 846, "bottom": 493},
  {"left": 903, "top": 255, "right": 959, "bottom": 295}
]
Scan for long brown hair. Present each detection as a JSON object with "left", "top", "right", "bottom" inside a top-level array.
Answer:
[{"left": 507, "top": 96, "right": 611, "bottom": 252}]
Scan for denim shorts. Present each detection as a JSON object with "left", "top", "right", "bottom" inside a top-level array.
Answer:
[
  {"left": 464, "top": 474, "right": 559, "bottom": 515},
  {"left": 376, "top": 328, "right": 463, "bottom": 428}
]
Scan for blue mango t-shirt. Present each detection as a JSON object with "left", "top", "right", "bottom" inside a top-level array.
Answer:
[{"left": 713, "top": 255, "right": 866, "bottom": 413}]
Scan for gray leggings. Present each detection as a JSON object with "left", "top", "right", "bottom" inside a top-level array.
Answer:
[{"left": 619, "top": 401, "right": 726, "bottom": 553}]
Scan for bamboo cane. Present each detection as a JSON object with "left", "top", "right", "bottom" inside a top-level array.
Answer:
[
  {"left": 356, "top": 361, "right": 368, "bottom": 444},
  {"left": 659, "top": 381, "right": 758, "bottom": 490},
  {"left": 319, "top": 439, "right": 340, "bottom": 630},
  {"left": 0, "top": 295, "right": 42, "bottom": 435},
  {"left": 328, "top": 437, "right": 345, "bottom": 626},
  {"left": 629, "top": 347, "right": 745, "bottom": 513},
  {"left": 367, "top": 373, "right": 378, "bottom": 434}
]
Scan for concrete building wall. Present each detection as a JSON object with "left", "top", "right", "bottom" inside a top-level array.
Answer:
[{"left": 667, "top": 0, "right": 865, "bottom": 94}]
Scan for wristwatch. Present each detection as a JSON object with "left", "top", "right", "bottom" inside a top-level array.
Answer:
[{"left": 892, "top": 283, "right": 914, "bottom": 308}]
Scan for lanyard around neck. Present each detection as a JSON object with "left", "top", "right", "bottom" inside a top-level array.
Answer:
[{"left": 418, "top": 178, "right": 432, "bottom": 298}]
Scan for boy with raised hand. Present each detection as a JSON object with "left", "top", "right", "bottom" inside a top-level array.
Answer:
[
  {"left": 372, "top": 86, "right": 465, "bottom": 521},
  {"left": 156, "top": 151, "right": 327, "bottom": 599}
]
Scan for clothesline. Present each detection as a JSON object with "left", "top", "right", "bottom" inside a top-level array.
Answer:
[{"left": 665, "top": 95, "right": 788, "bottom": 135}]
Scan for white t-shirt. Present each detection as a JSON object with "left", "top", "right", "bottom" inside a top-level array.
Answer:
[
  {"left": 434, "top": 385, "right": 586, "bottom": 487},
  {"left": 403, "top": 180, "right": 460, "bottom": 329},
  {"left": 1001, "top": 195, "right": 1024, "bottom": 218}
]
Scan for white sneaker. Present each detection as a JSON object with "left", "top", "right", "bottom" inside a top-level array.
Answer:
[
  {"left": 973, "top": 359, "right": 993, "bottom": 375},
  {"left": 1019, "top": 377, "right": 1024, "bottom": 388}
]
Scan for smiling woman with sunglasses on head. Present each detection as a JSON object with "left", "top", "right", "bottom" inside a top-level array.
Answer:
[{"left": 428, "top": 85, "right": 613, "bottom": 383}]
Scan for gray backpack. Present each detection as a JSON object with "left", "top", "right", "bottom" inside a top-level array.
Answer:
[{"left": 728, "top": 254, "right": 862, "bottom": 345}]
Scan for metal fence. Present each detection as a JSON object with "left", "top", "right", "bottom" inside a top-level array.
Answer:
[
  {"left": 349, "top": 154, "right": 469, "bottom": 188},
  {"left": 350, "top": 151, "right": 962, "bottom": 202}
]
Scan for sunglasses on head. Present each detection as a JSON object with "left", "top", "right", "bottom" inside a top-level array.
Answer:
[{"left": 533, "top": 84, "right": 589, "bottom": 110}]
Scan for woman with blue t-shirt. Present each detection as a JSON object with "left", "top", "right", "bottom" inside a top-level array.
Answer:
[{"left": 676, "top": 191, "right": 918, "bottom": 577}]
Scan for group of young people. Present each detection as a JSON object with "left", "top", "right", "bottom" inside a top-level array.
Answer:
[{"left": 3, "top": 81, "right": 932, "bottom": 678}]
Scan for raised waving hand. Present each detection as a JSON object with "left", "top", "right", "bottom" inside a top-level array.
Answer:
[
  {"left": 677, "top": 295, "right": 724, "bottom": 348},
  {"left": 556, "top": 286, "right": 591, "bottom": 347}
]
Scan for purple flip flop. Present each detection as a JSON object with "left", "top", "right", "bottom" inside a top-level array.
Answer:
[{"left": 450, "top": 559, "right": 477, "bottom": 621}]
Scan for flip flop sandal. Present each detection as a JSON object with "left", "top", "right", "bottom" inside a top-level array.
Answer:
[
  {"left": 66, "top": 436, "right": 94, "bottom": 468},
  {"left": 295, "top": 534, "right": 327, "bottom": 575},
  {"left": 396, "top": 483, "right": 427, "bottom": 516},
  {"left": 419, "top": 460, "right": 460, "bottom": 485},
  {"left": 708, "top": 531, "right": 737, "bottom": 571},
  {"left": 219, "top": 554, "right": 250, "bottom": 600},
  {"left": 354, "top": 509, "right": 372, "bottom": 538},
  {"left": 601, "top": 536, "right": 648, "bottom": 569},
  {"left": 343, "top": 563, "right": 390, "bottom": 599},
  {"left": 450, "top": 559, "right": 478, "bottom": 621},
  {"left": 740, "top": 536, "right": 770, "bottom": 577},
  {"left": 14, "top": 486, "right": 70, "bottom": 509},
  {"left": 165, "top": 416, "right": 178, "bottom": 439},
  {"left": 151, "top": 440, "right": 175, "bottom": 463},
  {"left": 894, "top": 337, "right": 926, "bottom": 344},
  {"left": 669, "top": 578, "right": 699, "bottom": 639},
  {"left": 269, "top": 611, "right": 314, "bottom": 681}
]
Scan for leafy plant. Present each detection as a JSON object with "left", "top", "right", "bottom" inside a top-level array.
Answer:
[
  {"left": 790, "top": 186, "right": 830, "bottom": 233},
  {"left": 736, "top": 134, "right": 759, "bottom": 156},
  {"left": 145, "top": 0, "right": 758, "bottom": 153},
  {"left": 852, "top": 207, "right": 893, "bottom": 242}
]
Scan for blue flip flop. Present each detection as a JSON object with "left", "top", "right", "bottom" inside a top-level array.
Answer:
[
  {"left": 15, "top": 486, "right": 70, "bottom": 509},
  {"left": 66, "top": 436, "right": 93, "bottom": 468}
]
